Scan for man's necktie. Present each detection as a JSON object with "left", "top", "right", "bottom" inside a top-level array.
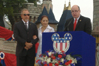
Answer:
[
  {"left": 25, "top": 22, "right": 28, "bottom": 29},
  {"left": 73, "top": 19, "right": 77, "bottom": 31}
]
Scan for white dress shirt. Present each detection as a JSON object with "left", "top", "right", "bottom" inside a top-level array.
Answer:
[
  {"left": 22, "top": 19, "right": 29, "bottom": 29},
  {"left": 73, "top": 15, "right": 80, "bottom": 24},
  {"left": 36, "top": 25, "right": 55, "bottom": 60}
]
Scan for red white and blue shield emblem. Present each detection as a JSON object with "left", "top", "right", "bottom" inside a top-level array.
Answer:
[{"left": 52, "top": 33, "right": 72, "bottom": 53}]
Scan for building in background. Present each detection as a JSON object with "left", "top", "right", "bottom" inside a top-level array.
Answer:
[
  {"left": 57, "top": 1, "right": 72, "bottom": 31},
  {"left": 0, "top": 16, "right": 5, "bottom": 27},
  {"left": 92, "top": 0, "right": 99, "bottom": 66},
  {"left": 42, "top": 0, "right": 53, "bottom": 13},
  {"left": 14, "top": 0, "right": 58, "bottom": 30},
  {"left": 0, "top": 0, "right": 99, "bottom": 66},
  {"left": 35, "top": 7, "right": 58, "bottom": 31}
]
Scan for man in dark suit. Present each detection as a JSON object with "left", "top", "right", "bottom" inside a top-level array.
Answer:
[
  {"left": 64, "top": 5, "right": 92, "bottom": 35},
  {"left": 0, "top": 62, "right": 2, "bottom": 66},
  {"left": 14, "top": 8, "right": 38, "bottom": 66}
]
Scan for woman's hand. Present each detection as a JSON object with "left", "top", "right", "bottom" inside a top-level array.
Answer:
[{"left": 33, "top": 35, "right": 37, "bottom": 39}]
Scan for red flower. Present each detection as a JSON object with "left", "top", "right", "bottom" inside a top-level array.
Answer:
[
  {"left": 63, "top": 54, "right": 66, "bottom": 56},
  {"left": 47, "top": 51, "right": 49, "bottom": 52},
  {"left": 51, "top": 55, "right": 56, "bottom": 59},
  {"left": 44, "top": 64, "right": 47, "bottom": 66},
  {"left": 36, "top": 60, "right": 39, "bottom": 63},
  {"left": 44, "top": 61, "right": 47, "bottom": 64},
  {"left": 68, "top": 60, "right": 72, "bottom": 64},
  {"left": 65, "top": 62, "right": 69, "bottom": 65},
  {"left": 39, "top": 54, "right": 42, "bottom": 57},
  {"left": 65, "top": 60, "right": 72, "bottom": 65},
  {"left": 51, "top": 54, "right": 53, "bottom": 56},
  {"left": 53, "top": 56, "right": 56, "bottom": 59},
  {"left": 43, "top": 55, "right": 46, "bottom": 57},
  {"left": 58, "top": 61, "right": 60, "bottom": 63},
  {"left": 58, "top": 54, "right": 62, "bottom": 58},
  {"left": 61, "top": 50, "right": 64, "bottom": 53},
  {"left": 55, "top": 63, "right": 58, "bottom": 66},
  {"left": 49, "top": 63, "right": 52, "bottom": 66}
]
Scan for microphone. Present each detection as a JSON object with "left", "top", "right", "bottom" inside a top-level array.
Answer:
[{"left": 64, "top": 19, "right": 73, "bottom": 31}]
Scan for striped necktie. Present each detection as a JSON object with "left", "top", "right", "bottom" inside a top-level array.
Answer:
[{"left": 25, "top": 22, "right": 28, "bottom": 29}]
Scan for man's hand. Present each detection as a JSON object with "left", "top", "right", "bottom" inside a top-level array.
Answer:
[
  {"left": 25, "top": 42, "right": 33, "bottom": 49},
  {"left": 24, "top": 46, "right": 28, "bottom": 50}
]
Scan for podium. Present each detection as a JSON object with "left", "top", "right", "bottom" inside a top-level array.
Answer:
[{"left": 42, "top": 31, "right": 96, "bottom": 66}]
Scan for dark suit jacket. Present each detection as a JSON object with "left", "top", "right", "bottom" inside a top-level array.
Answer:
[
  {"left": 64, "top": 15, "right": 92, "bottom": 35},
  {"left": 14, "top": 21, "right": 38, "bottom": 56}
]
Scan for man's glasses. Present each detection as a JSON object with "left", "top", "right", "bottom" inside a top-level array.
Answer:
[
  {"left": 23, "top": 14, "right": 30, "bottom": 16},
  {"left": 71, "top": 10, "right": 79, "bottom": 13}
]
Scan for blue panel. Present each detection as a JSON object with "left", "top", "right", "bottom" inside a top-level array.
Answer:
[{"left": 42, "top": 31, "right": 96, "bottom": 66}]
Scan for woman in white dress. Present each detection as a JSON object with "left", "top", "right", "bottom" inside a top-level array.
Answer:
[{"left": 34, "top": 15, "right": 55, "bottom": 61}]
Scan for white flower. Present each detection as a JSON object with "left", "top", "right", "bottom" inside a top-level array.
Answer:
[
  {"left": 66, "top": 55, "right": 71, "bottom": 60},
  {"left": 66, "top": 55, "right": 77, "bottom": 64},
  {"left": 59, "top": 65, "right": 62, "bottom": 66},
  {"left": 46, "top": 58, "right": 51, "bottom": 63},
  {"left": 52, "top": 59, "right": 58, "bottom": 63},
  {"left": 40, "top": 57, "right": 44, "bottom": 62},
  {"left": 60, "top": 58, "right": 64, "bottom": 63},
  {"left": 48, "top": 52, "right": 52, "bottom": 56},
  {"left": 43, "top": 56, "right": 48, "bottom": 62},
  {"left": 71, "top": 58, "right": 77, "bottom": 64},
  {"left": 67, "top": 64, "right": 71, "bottom": 66},
  {"left": 36, "top": 50, "right": 80, "bottom": 66}
]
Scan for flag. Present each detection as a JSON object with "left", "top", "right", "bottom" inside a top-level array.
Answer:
[
  {"left": 0, "top": 52, "right": 16, "bottom": 66},
  {"left": 0, "top": 26, "right": 13, "bottom": 40}
]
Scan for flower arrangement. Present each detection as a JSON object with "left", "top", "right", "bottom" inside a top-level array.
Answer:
[{"left": 36, "top": 50, "right": 81, "bottom": 66}]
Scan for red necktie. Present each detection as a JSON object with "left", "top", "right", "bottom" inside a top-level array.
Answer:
[{"left": 73, "top": 19, "right": 77, "bottom": 31}]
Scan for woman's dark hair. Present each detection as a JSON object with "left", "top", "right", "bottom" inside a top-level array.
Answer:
[{"left": 41, "top": 15, "right": 49, "bottom": 20}]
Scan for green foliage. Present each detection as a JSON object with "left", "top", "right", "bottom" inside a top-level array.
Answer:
[
  {"left": 0, "top": 0, "right": 39, "bottom": 16},
  {"left": 0, "top": 0, "right": 26, "bottom": 16},
  {"left": 28, "top": 0, "right": 38, "bottom": 6}
]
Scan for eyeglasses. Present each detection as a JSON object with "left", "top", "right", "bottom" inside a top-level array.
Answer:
[
  {"left": 71, "top": 10, "right": 79, "bottom": 13},
  {"left": 23, "top": 14, "right": 30, "bottom": 16}
]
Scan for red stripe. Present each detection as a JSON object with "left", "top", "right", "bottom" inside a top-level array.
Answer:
[
  {"left": 56, "top": 42, "right": 57, "bottom": 48},
  {"left": 60, "top": 42, "right": 62, "bottom": 51},
  {"left": 65, "top": 42, "right": 67, "bottom": 48}
]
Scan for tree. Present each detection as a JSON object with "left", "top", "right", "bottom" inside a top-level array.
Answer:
[
  {"left": 0, "top": 0, "right": 38, "bottom": 16},
  {"left": 0, "top": 0, "right": 27, "bottom": 16},
  {"left": 0, "top": 0, "right": 38, "bottom": 30},
  {"left": 28, "top": 0, "right": 40, "bottom": 6}
]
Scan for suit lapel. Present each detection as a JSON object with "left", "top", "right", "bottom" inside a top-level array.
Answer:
[
  {"left": 21, "top": 21, "right": 27, "bottom": 31},
  {"left": 75, "top": 16, "right": 82, "bottom": 30}
]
